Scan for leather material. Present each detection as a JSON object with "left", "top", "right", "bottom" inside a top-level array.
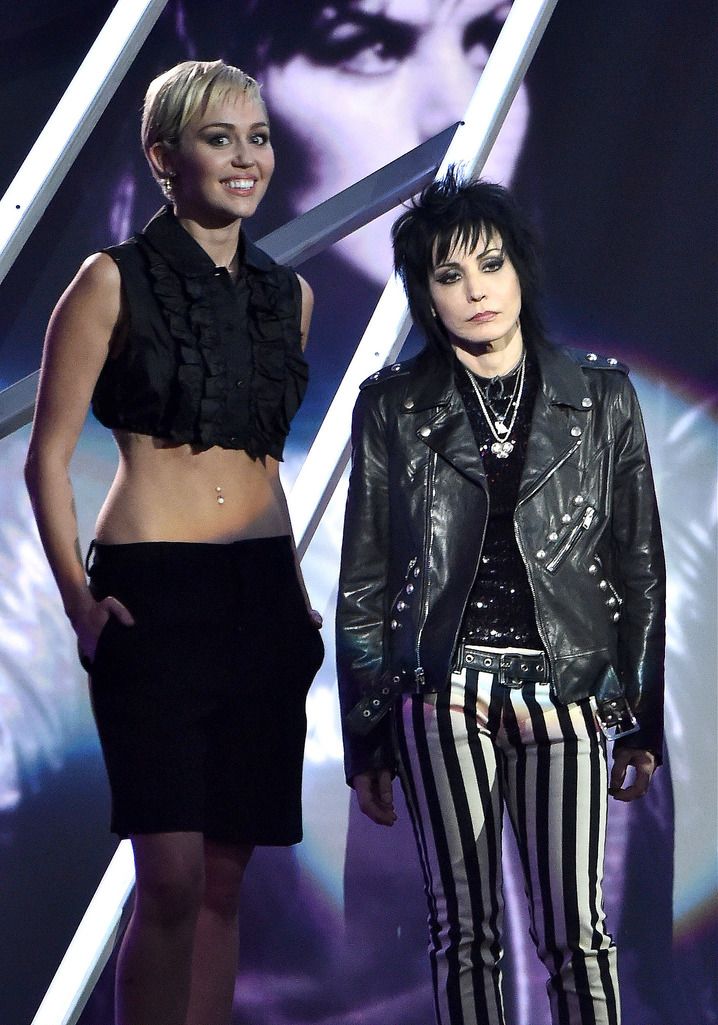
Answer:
[
  {"left": 336, "top": 344, "right": 665, "bottom": 781},
  {"left": 457, "top": 647, "right": 549, "bottom": 684}
]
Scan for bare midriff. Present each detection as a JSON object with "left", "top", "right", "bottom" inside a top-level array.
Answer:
[{"left": 95, "top": 431, "right": 289, "bottom": 545}]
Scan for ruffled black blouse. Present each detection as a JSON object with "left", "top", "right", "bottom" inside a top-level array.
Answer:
[{"left": 91, "top": 206, "right": 308, "bottom": 460}]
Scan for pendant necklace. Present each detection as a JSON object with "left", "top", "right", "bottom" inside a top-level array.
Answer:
[{"left": 465, "top": 352, "right": 526, "bottom": 458}]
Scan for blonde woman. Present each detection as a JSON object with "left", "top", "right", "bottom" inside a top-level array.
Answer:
[{"left": 25, "top": 60, "right": 323, "bottom": 1025}]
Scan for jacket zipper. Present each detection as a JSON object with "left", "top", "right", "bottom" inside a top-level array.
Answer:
[
  {"left": 513, "top": 436, "right": 584, "bottom": 680},
  {"left": 414, "top": 450, "right": 437, "bottom": 688},
  {"left": 514, "top": 511, "right": 555, "bottom": 684},
  {"left": 518, "top": 439, "right": 581, "bottom": 504},
  {"left": 447, "top": 477, "right": 490, "bottom": 678},
  {"left": 593, "top": 553, "right": 623, "bottom": 608},
  {"left": 545, "top": 505, "right": 596, "bottom": 573}
]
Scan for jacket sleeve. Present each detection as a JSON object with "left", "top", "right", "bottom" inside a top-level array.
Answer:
[
  {"left": 610, "top": 377, "right": 666, "bottom": 762},
  {"left": 336, "top": 387, "right": 395, "bottom": 783}
]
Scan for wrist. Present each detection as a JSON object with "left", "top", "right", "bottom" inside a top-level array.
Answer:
[{"left": 63, "top": 584, "right": 95, "bottom": 627}]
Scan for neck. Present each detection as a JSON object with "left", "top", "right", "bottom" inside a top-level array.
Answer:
[
  {"left": 174, "top": 210, "right": 242, "bottom": 269},
  {"left": 453, "top": 327, "right": 525, "bottom": 379}
]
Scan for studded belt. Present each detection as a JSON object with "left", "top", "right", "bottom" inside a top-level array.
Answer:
[
  {"left": 457, "top": 644, "right": 550, "bottom": 688},
  {"left": 347, "top": 647, "right": 551, "bottom": 736}
]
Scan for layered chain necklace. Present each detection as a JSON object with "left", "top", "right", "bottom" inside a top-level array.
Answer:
[{"left": 464, "top": 351, "right": 526, "bottom": 458}]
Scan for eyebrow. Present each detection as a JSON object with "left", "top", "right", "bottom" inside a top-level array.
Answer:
[
  {"left": 343, "top": 3, "right": 504, "bottom": 36},
  {"left": 321, "top": 6, "right": 422, "bottom": 41},
  {"left": 198, "top": 120, "right": 269, "bottom": 131},
  {"left": 360, "top": 10, "right": 424, "bottom": 32},
  {"left": 434, "top": 245, "right": 503, "bottom": 270}
]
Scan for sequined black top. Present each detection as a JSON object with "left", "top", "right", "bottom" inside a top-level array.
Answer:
[
  {"left": 454, "top": 351, "right": 543, "bottom": 649},
  {"left": 91, "top": 206, "right": 308, "bottom": 460}
]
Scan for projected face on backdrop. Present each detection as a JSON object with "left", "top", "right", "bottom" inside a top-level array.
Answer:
[{"left": 260, "top": 0, "right": 529, "bottom": 282}]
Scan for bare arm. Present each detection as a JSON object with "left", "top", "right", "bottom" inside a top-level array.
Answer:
[
  {"left": 266, "top": 457, "right": 322, "bottom": 626},
  {"left": 297, "top": 274, "right": 314, "bottom": 352},
  {"left": 24, "top": 253, "right": 133, "bottom": 653},
  {"left": 265, "top": 271, "right": 321, "bottom": 625}
]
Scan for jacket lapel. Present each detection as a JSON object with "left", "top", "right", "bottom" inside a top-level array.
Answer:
[
  {"left": 402, "top": 351, "right": 486, "bottom": 487},
  {"left": 399, "top": 344, "right": 593, "bottom": 496},
  {"left": 517, "top": 346, "right": 593, "bottom": 502}
]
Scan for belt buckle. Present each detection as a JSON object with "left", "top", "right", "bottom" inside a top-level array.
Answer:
[{"left": 499, "top": 654, "right": 524, "bottom": 689}]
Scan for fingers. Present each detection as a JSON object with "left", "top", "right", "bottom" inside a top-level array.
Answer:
[
  {"left": 77, "top": 597, "right": 134, "bottom": 665},
  {"left": 308, "top": 608, "right": 323, "bottom": 629},
  {"left": 609, "top": 748, "right": 656, "bottom": 802},
  {"left": 377, "top": 770, "right": 394, "bottom": 809},
  {"left": 101, "top": 596, "right": 135, "bottom": 626},
  {"left": 353, "top": 771, "right": 397, "bottom": 827}
]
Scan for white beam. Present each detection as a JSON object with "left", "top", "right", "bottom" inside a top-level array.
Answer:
[
  {"left": 0, "top": 0, "right": 168, "bottom": 289},
  {"left": 30, "top": 841, "right": 135, "bottom": 1025}
]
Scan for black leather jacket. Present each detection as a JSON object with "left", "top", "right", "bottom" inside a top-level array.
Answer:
[{"left": 336, "top": 343, "right": 665, "bottom": 782}]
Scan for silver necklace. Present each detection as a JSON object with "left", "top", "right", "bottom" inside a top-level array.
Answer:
[{"left": 464, "top": 352, "right": 526, "bottom": 458}]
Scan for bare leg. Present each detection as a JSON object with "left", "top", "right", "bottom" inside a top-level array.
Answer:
[
  {"left": 185, "top": 839, "right": 254, "bottom": 1025},
  {"left": 116, "top": 832, "right": 205, "bottom": 1025}
]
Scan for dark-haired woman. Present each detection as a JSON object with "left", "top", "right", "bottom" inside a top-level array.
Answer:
[
  {"left": 336, "top": 173, "right": 665, "bottom": 1025},
  {"left": 25, "top": 60, "right": 323, "bottom": 1025}
]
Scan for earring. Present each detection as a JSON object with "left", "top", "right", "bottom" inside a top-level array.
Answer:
[
  {"left": 161, "top": 172, "right": 176, "bottom": 198},
  {"left": 430, "top": 305, "right": 437, "bottom": 319}
]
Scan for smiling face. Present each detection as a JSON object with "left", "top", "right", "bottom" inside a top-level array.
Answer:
[
  {"left": 262, "top": 0, "right": 528, "bottom": 281},
  {"left": 429, "top": 232, "right": 523, "bottom": 359},
  {"left": 150, "top": 91, "right": 275, "bottom": 227}
]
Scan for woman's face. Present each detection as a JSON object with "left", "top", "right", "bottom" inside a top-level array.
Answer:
[
  {"left": 429, "top": 232, "right": 522, "bottom": 355},
  {"left": 155, "top": 91, "right": 275, "bottom": 227},
  {"left": 262, "top": 0, "right": 528, "bottom": 281}
]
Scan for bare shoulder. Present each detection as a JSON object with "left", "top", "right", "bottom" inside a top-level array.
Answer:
[
  {"left": 80, "top": 250, "right": 121, "bottom": 283},
  {"left": 70, "top": 251, "right": 121, "bottom": 302},
  {"left": 51, "top": 251, "right": 122, "bottom": 336}
]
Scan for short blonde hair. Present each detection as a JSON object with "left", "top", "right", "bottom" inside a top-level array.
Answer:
[{"left": 142, "top": 59, "right": 265, "bottom": 172}]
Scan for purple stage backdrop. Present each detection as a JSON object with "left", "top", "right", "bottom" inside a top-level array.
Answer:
[{"left": 0, "top": 3, "right": 716, "bottom": 1024}]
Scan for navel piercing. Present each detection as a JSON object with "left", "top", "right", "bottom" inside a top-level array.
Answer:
[{"left": 215, "top": 485, "right": 225, "bottom": 506}]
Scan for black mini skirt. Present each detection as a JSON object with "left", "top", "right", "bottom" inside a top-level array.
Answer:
[{"left": 85, "top": 536, "right": 324, "bottom": 845}]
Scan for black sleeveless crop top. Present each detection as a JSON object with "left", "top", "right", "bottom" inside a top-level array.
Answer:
[{"left": 91, "top": 206, "right": 308, "bottom": 460}]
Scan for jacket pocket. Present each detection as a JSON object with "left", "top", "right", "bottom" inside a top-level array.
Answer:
[{"left": 545, "top": 505, "right": 597, "bottom": 573}]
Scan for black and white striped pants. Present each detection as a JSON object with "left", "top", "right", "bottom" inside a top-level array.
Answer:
[{"left": 396, "top": 658, "right": 620, "bottom": 1025}]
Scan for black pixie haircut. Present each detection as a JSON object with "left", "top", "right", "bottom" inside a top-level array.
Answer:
[{"left": 392, "top": 167, "right": 548, "bottom": 354}]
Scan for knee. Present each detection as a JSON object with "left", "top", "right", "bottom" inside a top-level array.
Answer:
[
  {"left": 135, "top": 861, "right": 204, "bottom": 930},
  {"left": 201, "top": 866, "right": 245, "bottom": 923}
]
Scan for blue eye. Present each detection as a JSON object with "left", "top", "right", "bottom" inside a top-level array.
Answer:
[
  {"left": 208, "top": 134, "right": 230, "bottom": 147},
  {"left": 251, "top": 133, "right": 270, "bottom": 146}
]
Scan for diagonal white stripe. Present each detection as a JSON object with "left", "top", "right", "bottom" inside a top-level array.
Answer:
[{"left": 0, "top": 0, "right": 168, "bottom": 289}]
